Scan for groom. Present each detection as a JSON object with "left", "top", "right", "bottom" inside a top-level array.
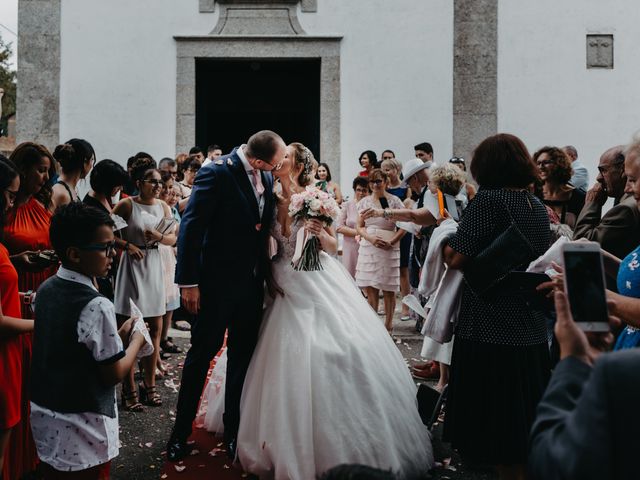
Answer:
[{"left": 167, "top": 130, "right": 286, "bottom": 461}]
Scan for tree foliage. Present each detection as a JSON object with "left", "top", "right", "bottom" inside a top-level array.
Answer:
[{"left": 0, "top": 33, "right": 17, "bottom": 137}]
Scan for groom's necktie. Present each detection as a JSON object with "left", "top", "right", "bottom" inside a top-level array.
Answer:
[{"left": 250, "top": 169, "right": 265, "bottom": 196}]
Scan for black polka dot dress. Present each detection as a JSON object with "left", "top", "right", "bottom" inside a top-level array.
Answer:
[{"left": 443, "top": 189, "right": 552, "bottom": 465}]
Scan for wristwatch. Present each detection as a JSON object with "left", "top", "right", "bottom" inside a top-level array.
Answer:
[{"left": 22, "top": 290, "right": 34, "bottom": 305}]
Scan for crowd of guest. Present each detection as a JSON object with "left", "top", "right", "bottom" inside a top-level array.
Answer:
[
  {"left": 0, "top": 140, "right": 227, "bottom": 479},
  {"left": 2, "top": 130, "right": 640, "bottom": 480}
]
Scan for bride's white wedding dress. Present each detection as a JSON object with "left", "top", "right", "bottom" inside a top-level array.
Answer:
[{"left": 200, "top": 219, "right": 433, "bottom": 479}]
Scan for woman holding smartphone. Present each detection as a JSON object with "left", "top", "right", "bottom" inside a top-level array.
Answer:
[
  {"left": 355, "top": 169, "right": 405, "bottom": 333},
  {"left": 3, "top": 143, "right": 58, "bottom": 479}
]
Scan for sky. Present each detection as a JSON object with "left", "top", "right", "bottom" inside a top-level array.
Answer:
[{"left": 0, "top": 0, "right": 18, "bottom": 69}]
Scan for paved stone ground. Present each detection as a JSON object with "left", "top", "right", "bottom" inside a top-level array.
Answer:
[{"left": 114, "top": 309, "right": 498, "bottom": 480}]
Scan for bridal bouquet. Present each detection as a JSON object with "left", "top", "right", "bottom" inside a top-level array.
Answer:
[{"left": 289, "top": 186, "right": 340, "bottom": 271}]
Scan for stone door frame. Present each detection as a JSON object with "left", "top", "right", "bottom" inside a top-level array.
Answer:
[{"left": 174, "top": 35, "right": 342, "bottom": 178}]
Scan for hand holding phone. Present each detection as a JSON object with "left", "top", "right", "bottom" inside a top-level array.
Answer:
[{"left": 562, "top": 242, "right": 609, "bottom": 332}]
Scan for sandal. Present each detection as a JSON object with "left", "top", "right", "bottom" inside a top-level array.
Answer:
[
  {"left": 160, "top": 339, "right": 182, "bottom": 354},
  {"left": 139, "top": 382, "right": 162, "bottom": 406},
  {"left": 121, "top": 386, "right": 144, "bottom": 412}
]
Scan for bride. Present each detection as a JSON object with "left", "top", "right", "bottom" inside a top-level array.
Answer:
[{"left": 200, "top": 143, "right": 433, "bottom": 479}]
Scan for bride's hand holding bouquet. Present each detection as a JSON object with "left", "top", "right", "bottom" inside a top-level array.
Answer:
[{"left": 289, "top": 186, "right": 340, "bottom": 271}]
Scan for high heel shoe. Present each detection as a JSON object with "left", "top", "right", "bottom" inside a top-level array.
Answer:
[
  {"left": 121, "top": 386, "right": 144, "bottom": 412},
  {"left": 139, "top": 382, "right": 162, "bottom": 406}
]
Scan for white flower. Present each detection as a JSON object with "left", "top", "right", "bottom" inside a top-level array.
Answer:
[{"left": 310, "top": 199, "right": 322, "bottom": 211}]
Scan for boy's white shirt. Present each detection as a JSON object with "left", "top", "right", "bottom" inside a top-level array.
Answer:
[{"left": 30, "top": 266, "right": 123, "bottom": 471}]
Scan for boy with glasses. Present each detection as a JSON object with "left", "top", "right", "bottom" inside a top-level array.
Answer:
[{"left": 30, "top": 203, "right": 147, "bottom": 479}]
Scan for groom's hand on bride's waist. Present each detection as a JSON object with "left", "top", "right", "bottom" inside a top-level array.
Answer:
[{"left": 181, "top": 286, "right": 201, "bottom": 314}]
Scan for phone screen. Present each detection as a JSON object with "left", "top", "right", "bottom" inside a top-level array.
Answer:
[{"left": 564, "top": 250, "right": 608, "bottom": 325}]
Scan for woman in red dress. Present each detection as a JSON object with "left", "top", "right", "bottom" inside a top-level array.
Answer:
[
  {"left": 2, "top": 143, "right": 57, "bottom": 479},
  {"left": 0, "top": 156, "right": 35, "bottom": 478}
]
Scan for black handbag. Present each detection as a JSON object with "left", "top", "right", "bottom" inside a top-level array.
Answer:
[{"left": 463, "top": 196, "right": 537, "bottom": 298}]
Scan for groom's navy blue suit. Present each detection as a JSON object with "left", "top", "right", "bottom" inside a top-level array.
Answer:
[{"left": 172, "top": 147, "right": 274, "bottom": 442}]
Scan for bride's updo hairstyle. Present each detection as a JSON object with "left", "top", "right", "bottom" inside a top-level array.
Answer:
[{"left": 289, "top": 142, "right": 317, "bottom": 187}]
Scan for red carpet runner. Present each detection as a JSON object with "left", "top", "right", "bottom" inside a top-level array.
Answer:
[
  {"left": 160, "top": 342, "right": 249, "bottom": 479},
  {"left": 159, "top": 428, "right": 247, "bottom": 479}
]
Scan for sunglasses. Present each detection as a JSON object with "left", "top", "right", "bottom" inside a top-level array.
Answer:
[
  {"left": 142, "top": 179, "right": 162, "bottom": 186},
  {"left": 79, "top": 240, "right": 117, "bottom": 256},
  {"left": 369, "top": 179, "right": 384, "bottom": 185},
  {"left": 449, "top": 157, "right": 465, "bottom": 164}
]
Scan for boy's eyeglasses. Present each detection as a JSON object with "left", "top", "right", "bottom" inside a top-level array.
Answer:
[{"left": 79, "top": 240, "right": 117, "bottom": 256}]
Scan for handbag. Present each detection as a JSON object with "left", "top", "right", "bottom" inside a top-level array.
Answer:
[{"left": 463, "top": 196, "right": 537, "bottom": 298}]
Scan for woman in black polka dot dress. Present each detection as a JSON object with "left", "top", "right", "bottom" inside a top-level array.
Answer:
[{"left": 442, "top": 134, "right": 551, "bottom": 479}]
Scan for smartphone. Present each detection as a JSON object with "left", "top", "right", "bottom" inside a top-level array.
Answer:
[
  {"left": 562, "top": 243, "right": 609, "bottom": 332},
  {"left": 379, "top": 197, "right": 389, "bottom": 210}
]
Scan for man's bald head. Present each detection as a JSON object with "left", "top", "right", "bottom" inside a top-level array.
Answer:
[{"left": 597, "top": 145, "right": 626, "bottom": 199}]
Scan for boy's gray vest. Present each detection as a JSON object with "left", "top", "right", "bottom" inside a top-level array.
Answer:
[{"left": 31, "top": 276, "right": 118, "bottom": 418}]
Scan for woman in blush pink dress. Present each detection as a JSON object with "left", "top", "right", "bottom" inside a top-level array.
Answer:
[
  {"left": 336, "top": 176, "right": 369, "bottom": 278},
  {"left": 356, "top": 169, "right": 406, "bottom": 333}
]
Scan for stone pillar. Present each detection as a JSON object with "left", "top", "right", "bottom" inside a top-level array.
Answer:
[
  {"left": 16, "top": 0, "right": 61, "bottom": 149},
  {"left": 453, "top": 0, "right": 497, "bottom": 162}
]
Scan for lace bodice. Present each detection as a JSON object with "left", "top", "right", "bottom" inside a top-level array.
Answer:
[{"left": 272, "top": 218, "right": 303, "bottom": 262}]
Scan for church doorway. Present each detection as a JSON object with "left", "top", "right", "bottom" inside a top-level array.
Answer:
[{"left": 196, "top": 59, "right": 321, "bottom": 160}]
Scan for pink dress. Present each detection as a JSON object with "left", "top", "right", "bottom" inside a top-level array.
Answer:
[
  {"left": 355, "top": 195, "right": 404, "bottom": 292},
  {"left": 337, "top": 199, "right": 359, "bottom": 278}
]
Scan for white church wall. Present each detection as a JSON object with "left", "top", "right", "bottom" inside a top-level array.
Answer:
[
  {"left": 498, "top": 0, "right": 640, "bottom": 187},
  {"left": 59, "top": 0, "right": 216, "bottom": 165},
  {"left": 299, "top": 0, "right": 453, "bottom": 192},
  {"left": 59, "top": 0, "right": 453, "bottom": 194}
]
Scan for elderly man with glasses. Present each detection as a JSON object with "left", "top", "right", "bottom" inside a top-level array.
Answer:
[{"left": 574, "top": 146, "right": 640, "bottom": 276}]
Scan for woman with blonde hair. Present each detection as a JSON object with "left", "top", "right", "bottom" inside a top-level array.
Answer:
[{"left": 381, "top": 158, "right": 412, "bottom": 320}]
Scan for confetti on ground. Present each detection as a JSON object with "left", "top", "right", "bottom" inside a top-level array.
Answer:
[
  {"left": 161, "top": 474, "right": 168, "bottom": 479},
  {"left": 174, "top": 465, "right": 186, "bottom": 472},
  {"left": 189, "top": 449, "right": 200, "bottom": 456},
  {"left": 145, "top": 442, "right": 153, "bottom": 448}
]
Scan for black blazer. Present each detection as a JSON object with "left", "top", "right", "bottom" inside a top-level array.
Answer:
[
  {"left": 529, "top": 350, "right": 640, "bottom": 480},
  {"left": 175, "top": 147, "right": 274, "bottom": 296}
]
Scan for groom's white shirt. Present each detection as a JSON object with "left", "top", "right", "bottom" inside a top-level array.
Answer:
[{"left": 178, "top": 145, "right": 265, "bottom": 289}]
